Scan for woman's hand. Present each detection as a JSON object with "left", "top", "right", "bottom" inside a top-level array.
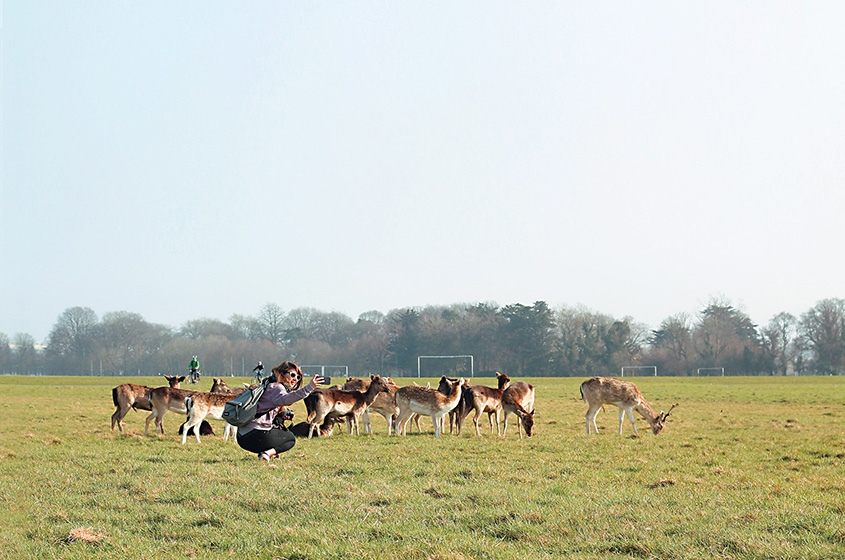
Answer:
[{"left": 309, "top": 375, "right": 326, "bottom": 389}]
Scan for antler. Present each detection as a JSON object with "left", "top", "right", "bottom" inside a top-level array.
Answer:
[{"left": 661, "top": 403, "right": 679, "bottom": 421}]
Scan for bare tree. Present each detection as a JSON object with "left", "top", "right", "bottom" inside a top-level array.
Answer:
[
  {"left": 0, "top": 333, "right": 11, "bottom": 374},
  {"left": 47, "top": 306, "right": 98, "bottom": 359},
  {"left": 13, "top": 333, "right": 38, "bottom": 374},
  {"left": 256, "top": 303, "right": 287, "bottom": 344},
  {"left": 180, "top": 318, "right": 237, "bottom": 340},
  {"left": 800, "top": 298, "right": 845, "bottom": 375},
  {"left": 762, "top": 312, "right": 797, "bottom": 375}
]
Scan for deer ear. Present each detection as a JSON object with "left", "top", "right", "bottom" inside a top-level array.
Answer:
[{"left": 370, "top": 374, "right": 376, "bottom": 380}]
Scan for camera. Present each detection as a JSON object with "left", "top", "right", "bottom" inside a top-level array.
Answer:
[{"left": 278, "top": 409, "right": 295, "bottom": 421}]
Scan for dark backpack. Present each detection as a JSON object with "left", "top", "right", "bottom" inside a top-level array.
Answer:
[{"left": 222, "top": 375, "right": 274, "bottom": 427}]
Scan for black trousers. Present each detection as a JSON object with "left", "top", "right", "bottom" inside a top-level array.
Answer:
[{"left": 237, "top": 426, "right": 296, "bottom": 455}]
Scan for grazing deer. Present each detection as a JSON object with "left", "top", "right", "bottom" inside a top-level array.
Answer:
[
  {"left": 111, "top": 375, "right": 185, "bottom": 432},
  {"left": 304, "top": 375, "right": 392, "bottom": 438},
  {"left": 580, "top": 376, "right": 677, "bottom": 436},
  {"left": 182, "top": 392, "right": 239, "bottom": 444},
  {"left": 458, "top": 372, "right": 511, "bottom": 436},
  {"left": 501, "top": 381, "right": 535, "bottom": 439},
  {"left": 395, "top": 377, "right": 465, "bottom": 438}
]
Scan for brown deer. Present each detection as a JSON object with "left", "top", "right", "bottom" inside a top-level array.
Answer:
[
  {"left": 209, "top": 377, "right": 242, "bottom": 394},
  {"left": 395, "top": 377, "right": 465, "bottom": 438},
  {"left": 304, "top": 375, "right": 392, "bottom": 438},
  {"left": 342, "top": 377, "right": 402, "bottom": 435},
  {"left": 145, "top": 385, "right": 198, "bottom": 435},
  {"left": 580, "top": 376, "right": 677, "bottom": 436},
  {"left": 501, "top": 381, "right": 535, "bottom": 439},
  {"left": 457, "top": 372, "right": 510, "bottom": 436},
  {"left": 111, "top": 375, "right": 184, "bottom": 432}
]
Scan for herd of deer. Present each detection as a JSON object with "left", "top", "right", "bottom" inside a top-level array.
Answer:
[{"left": 109, "top": 373, "right": 677, "bottom": 444}]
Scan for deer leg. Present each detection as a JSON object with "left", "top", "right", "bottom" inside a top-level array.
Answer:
[
  {"left": 360, "top": 410, "right": 372, "bottom": 434},
  {"left": 383, "top": 412, "right": 392, "bottom": 436},
  {"left": 144, "top": 410, "right": 156, "bottom": 436},
  {"left": 112, "top": 405, "right": 128, "bottom": 432},
  {"left": 617, "top": 408, "right": 626, "bottom": 434},
  {"left": 585, "top": 407, "right": 599, "bottom": 434},
  {"left": 309, "top": 412, "right": 326, "bottom": 439},
  {"left": 473, "top": 407, "right": 483, "bottom": 436},
  {"left": 396, "top": 409, "right": 413, "bottom": 436},
  {"left": 625, "top": 408, "right": 639, "bottom": 435},
  {"left": 432, "top": 415, "right": 442, "bottom": 438}
]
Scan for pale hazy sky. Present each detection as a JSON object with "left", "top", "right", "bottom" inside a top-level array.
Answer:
[{"left": 2, "top": 2, "right": 844, "bottom": 342}]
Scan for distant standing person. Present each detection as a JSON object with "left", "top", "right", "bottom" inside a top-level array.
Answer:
[{"left": 236, "top": 361, "right": 325, "bottom": 464}]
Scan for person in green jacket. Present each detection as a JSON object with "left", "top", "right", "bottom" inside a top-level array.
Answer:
[{"left": 188, "top": 356, "right": 200, "bottom": 383}]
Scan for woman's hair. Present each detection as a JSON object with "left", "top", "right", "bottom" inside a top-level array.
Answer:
[{"left": 272, "top": 361, "right": 304, "bottom": 390}]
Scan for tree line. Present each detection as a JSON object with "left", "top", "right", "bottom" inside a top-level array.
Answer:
[{"left": 2, "top": 297, "right": 844, "bottom": 377}]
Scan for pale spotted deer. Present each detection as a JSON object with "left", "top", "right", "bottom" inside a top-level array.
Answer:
[
  {"left": 501, "top": 381, "right": 535, "bottom": 439},
  {"left": 111, "top": 375, "right": 184, "bottom": 432},
  {"left": 343, "top": 377, "right": 402, "bottom": 435},
  {"left": 394, "top": 377, "right": 465, "bottom": 438},
  {"left": 304, "top": 375, "right": 392, "bottom": 438},
  {"left": 580, "top": 376, "right": 677, "bottom": 436},
  {"left": 182, "top": 391, "right": 239, "bottom": 444},
  {"left": 145, "top": 386, "right": 197, "bottom": 435}
]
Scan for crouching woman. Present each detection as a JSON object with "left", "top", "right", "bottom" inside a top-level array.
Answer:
[{"left": 236, "top": 361, "right": 325, "bottom": 463}]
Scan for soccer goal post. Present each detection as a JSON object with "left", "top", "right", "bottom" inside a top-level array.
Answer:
[
  {"left": 621, "top": 366, "right": 657, "bottom": 377},
  {"left": 696, "top": 367, "right": 725, "bottom": 377},
  {"left": 417, "top": 355, "right": 474, "bottom": 378}
]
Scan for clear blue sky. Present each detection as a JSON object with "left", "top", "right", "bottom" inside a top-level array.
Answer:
[{"left": 2, "top": 2, "right": 844, "bottom": 342}]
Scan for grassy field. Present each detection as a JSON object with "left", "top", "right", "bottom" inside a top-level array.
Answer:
[{"left": 0, "top": 375, "right": 843, "bottom": 560}]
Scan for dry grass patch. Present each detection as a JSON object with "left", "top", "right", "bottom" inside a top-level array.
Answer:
[{"left": 64, "top": 526, "right": 107, "bottom": 544}]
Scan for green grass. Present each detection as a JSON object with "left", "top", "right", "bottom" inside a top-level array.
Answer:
[{"left": 1, "top": 375, "right": 844, "bottom": 559}]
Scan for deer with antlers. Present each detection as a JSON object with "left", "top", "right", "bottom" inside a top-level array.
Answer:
[{"left": 580, "top": 377, "right": 677, "bottom": 436}]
